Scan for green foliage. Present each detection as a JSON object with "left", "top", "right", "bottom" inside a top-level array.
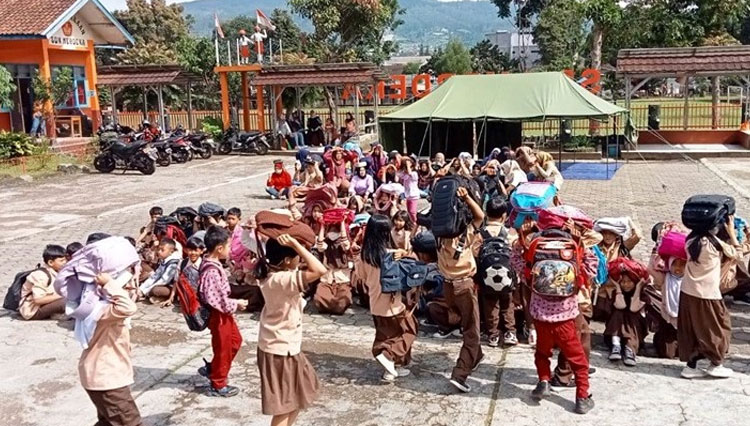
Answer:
[
  {"left": 0, "top": 131, "right": 37, "bottom": 159},
  {"left": 32, "top": 68, "right": 74, "bottom": 112},
  {"left": 289, "top": 0, "right": 403, "bottom": 64},
  {"left": 201, "top": 116, "right": 224, "bottom": 140},
  {"left": 470, "top": 40, "right": 519, "bottom": 73},
  {"left": 533, "top": 0, "right": 586, "bottom": 70},
  {"left": 423, "top": 39, "right": 472, "bottom": 75},
  {"left": 402, "top": 62, "right": 422, "bottom": 74},
  {"left": 222, "top": 15, "right": 257, "bottom": 39},
  {"left": 0, "top": 66, "right": 15, "bottom": 109},
  {"left": 271, "top": 8, "right": 303, "bottom": 54}
]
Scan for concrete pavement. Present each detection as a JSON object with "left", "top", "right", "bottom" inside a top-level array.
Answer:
[{"left": 1, "top": 156, "right": 750, "bottom": 426}]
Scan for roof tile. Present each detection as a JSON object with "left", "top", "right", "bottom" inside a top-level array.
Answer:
[{"left": 0, "top": 0, "right": 77, "bottom": 36}]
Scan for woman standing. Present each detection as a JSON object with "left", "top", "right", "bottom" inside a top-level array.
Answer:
[{"left": 679, "top": 217, "right": 738, "bottom": 379}]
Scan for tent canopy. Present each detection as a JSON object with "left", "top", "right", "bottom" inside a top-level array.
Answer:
[{"left": 381, "top": 72, "right": 626, "bottom": 122}]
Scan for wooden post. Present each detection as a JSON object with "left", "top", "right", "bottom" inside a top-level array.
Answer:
[
  {"left": 374, "top": 84, "right": 380, "bottom": 140},
  {"left": 142, "top": 87, "right": 148, "bottom": 121},
  {"left": 354, "top": 85, "right": 360, "bottom": 127},
  {"left": 157, "top": 84, "right": 165, "bottom": 131},
  {"left": 683, "top": 75, "right": 690, "bottom": 131},
  {"left": 241, "top": 72, "right": 251, "bottom": 131},
  {"left": 711, "top": 76, "right": 720, "bottom": 129},
  {"left": 219, "top": 72, "right": 230, "bottom": 130},
  {"left": 109, "top": 85, "right": 118, "bottom": 125},
  {"left": 186, "top": 81, "right": 193, "bottom": 130},
  {"left": 256, "top": 85, "right": 266, "bottom": 131}
]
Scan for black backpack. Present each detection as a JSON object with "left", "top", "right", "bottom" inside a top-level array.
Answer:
[
  {"left": 477, "top": 228, "right": 516, "bottom": 294},
  {"left": 431, "top": 175, "right": 482, "bottom": 239},
  {"left": 682, "top": 195, "right": 736, "bottom": 232},
  {"left": 3, "top": 266, "right": 50, "bottom": 311},
  {"left": 380, "top": 253, "right": 429, "bottom": 293}
]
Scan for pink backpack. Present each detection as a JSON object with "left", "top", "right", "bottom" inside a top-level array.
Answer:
[{"left": 658, "top": 231, "right": 687, "bottom": 260}]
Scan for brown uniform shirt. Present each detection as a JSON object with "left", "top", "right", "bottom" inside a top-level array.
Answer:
[
  {"left": 18, "top": 268, "right": 57, "bottom": 320},
  {"left": 359, "top": 261, "right": 405, "bottom": 317},
  {"left": 258, "top": 270, "right": 306, "bottom": 356},
  {"left": 438, "top": 231, "right": 478, "bottom": 281}
]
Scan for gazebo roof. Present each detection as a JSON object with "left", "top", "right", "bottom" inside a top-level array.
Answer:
[
  {"left": 97, "top": 64, "right": 201, "bottom": 87},
  {"left": 250, "top": 62, "right": 388, "bottom": 86},
  {"left": 617, "top": 46, "right": 750, "bottom": 78}
]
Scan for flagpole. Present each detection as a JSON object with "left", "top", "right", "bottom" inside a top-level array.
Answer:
[
  {"left": 269, "top": 38, "right": 274, "bottom": 65},
  {"left": 214, "top": 32, "right": 220, "bottom": 65},
  {"left": 227, "top": 40, "right": 232, "bottom": 66},
  {"left": 279, "top": 37, "right": 283, "bottom": 64}
]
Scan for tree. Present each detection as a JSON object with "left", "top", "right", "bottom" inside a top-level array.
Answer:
[
  {"left": 403, "top": 62, "right": 422, "bottom": 74},
  {"left": 32, "top": 68, "right": 73, "bottom": 126},
  {"left": 433, "top": 39, "right": 472, "bottom": 75},
  {"left": 270, "top": 9, "right": 304, "bottom": 55},
  {"left": 583, "top": 0, "right": 621, "bottom": 70},
  {"left": 470, "top": 39, "right": 518, "bottom": 73},
  {"left": 533, "top": 0, "right": 586, "bottom": 70},
  {"left": 419, "top": 47, "right": 442, "bottom": 74},
  {"left": 0, "top": 66, "right": 15, "bottom": 109},
  {"left": 113, "top": 0, "right": 191, "bottom": 65},
  {"left": 221, "top": 15, "right": 257, "bottom": 40}
]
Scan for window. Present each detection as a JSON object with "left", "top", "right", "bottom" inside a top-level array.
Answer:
[
  {"left": 52, "top": 66, "right": 88, "bottom": 109},
  {"left": 4, "top": 64, "right": 38, "bottom": 78}
]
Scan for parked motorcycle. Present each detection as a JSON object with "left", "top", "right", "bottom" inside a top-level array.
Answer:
[
  {"left": 172, "top": 126, "right": 216, "bottom": 159},
  {"left": 93, "top": 140, "right": 157, "bottom": 175},
  {"left": 218, "top": 127, "right": 271, "bottom": 155},
  {"left": 150, "top": 140, "right": 173, "bottom": 167}
]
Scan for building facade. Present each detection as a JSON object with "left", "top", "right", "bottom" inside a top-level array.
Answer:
[
  {"left": 0, "top": 0, "right": 132, "bottom": 137},
  {"left": 485, "top": 30, "right": 540, "bottom": 70}
]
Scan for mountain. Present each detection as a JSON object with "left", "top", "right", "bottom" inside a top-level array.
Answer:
[{"left": 180, "top": 0, "right": 512, "bottom": 53}]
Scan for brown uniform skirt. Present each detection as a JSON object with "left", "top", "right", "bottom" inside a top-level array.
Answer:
[
  {"left": 677, "top": 292, "right": 731, "bottom": 365},
  {"left": 257, "top": 348, "right": 320, "bottom": 416},
  {"left": 372, "top": 311, "right": 418, "bottom": 367}
]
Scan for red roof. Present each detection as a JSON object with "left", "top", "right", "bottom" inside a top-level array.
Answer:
[
  {"left": 251, "top": 62, "right": 387, "bottom": 86},
  {"left": 617, "top": 46, "right": 750, "bottom": 77},
  {"left": 97, "top": 65, "right": 201, "bottom": 86},
  {"left": 0, "top": 0, "right": 77, "bottom": 37}
]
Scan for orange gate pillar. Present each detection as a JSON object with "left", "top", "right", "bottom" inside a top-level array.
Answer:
[
  {"left": 241, "top": 72, "right": 251, "bottom": 131},
  {"left": 219, "top": 72, "right": 230, "bottom": 130},
  {"left": 256, "top": 85, "right": 266, "bottom": 132}
]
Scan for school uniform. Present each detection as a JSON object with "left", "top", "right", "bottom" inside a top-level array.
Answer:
[
  {"left": 472, "top": 221, "right": 515, "bottom": 341},
  {"left": 313, "top": 237, "right": 353, "bottom": 315},
  {"left": 678, "top": 237, "right": 734, "bottom": 366},
  {"left": 18, "top": 267, "right": 65, "bottom": 320},
  {"left": 79, "top": 280, "right": 141, "bottom": 426},
  {"left": 438, "top": 231, "right": 483, "bottom": 383},
  {"left": 531, "top": 293, "right": 590, "bottom": 399},
  {"left": 200, "top": 259, "right": 242, "bottom": 390},
  {"left": 603, "top": 290, "right": 649, "bottom": 354},
  {"left": 360, "top": 262, "right": 418, "bottom": 366},
  {"left": 257, "top": 270, "right": 320, "bottom": 416}
]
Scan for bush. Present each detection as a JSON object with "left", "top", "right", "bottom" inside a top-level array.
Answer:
[
  {"left": 201, "top": 116, "right": 224, "bottom": 140},
  {"left": 0, "top": 131, "right": 37, "bottom": 159}
]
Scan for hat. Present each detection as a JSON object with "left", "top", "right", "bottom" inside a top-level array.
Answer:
[
  {"left": 356, "top": 161, "right": 368, "bottom": 169},
  {"left": 255, "top": 211, "right": 316, "bottom": 248},
  {"left": 274, "top": 159, "right": 284, "bottom": 165}
]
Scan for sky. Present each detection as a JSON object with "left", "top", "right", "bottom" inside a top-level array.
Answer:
[{"left": 100, "top": 0, "right": 191, "bottom": 12}]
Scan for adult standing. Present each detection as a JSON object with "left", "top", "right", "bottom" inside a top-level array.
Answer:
[
  {"left": 515, "top": 146, "right": 564, "bottom": 190},
  {"left": 307, "top": 110, "right": 324, "bottom": 147}
]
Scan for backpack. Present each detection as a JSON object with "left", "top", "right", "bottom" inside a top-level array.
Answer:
[
  {"left": 477, "top": 228, "right": 516, "bottom": 293},
  {"left": 431, "top": 175, "right": 482, "bottom": 239},
  {"left": 524, "top": 230, "right": 586, "bottom": 298},
  {"left": 177, "top": 259, "right": 213, "bottom": 332},
  {"left": 591, "top": 245, "right": 608, "bottom": 287},
  {"left": 380, "top": 253, "right": 429, "bottom": 293},
  {"left": 538, "top": 205, "right": 593, "bottom": 231},
  {"left": 681, "top": 194, "right": 735, "bottom": 233},
  {"left": 509, "top": 182, "right": 557, "bottom": 228},
  {"left": 3, "top": 266, "right": 49, "bottom": 312}
]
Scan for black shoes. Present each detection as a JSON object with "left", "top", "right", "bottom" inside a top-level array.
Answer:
[
  {"left": 575, "top": 395, "right": 595, "bottom": 414},
  {"left": 531, "top": 380, "right": 551, "bottom": 400},
  {"left": 207, "top": 385, "right": 240, "bottom": 398},
  {"left": 549, "top": 376, "right": 576, "bottom": 388},
  {"left": 198, "top": 358, "right": 211, "bottom": 378}
]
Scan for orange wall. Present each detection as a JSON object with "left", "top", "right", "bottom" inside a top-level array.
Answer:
[{"left": 0, "top": 39, "right": 45, "bottom": 63}]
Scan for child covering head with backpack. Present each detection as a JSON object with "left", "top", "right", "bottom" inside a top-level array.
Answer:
[
  {"left": 313, "top": 217, "right": 354, "bottom": 315},
  {"left": 472, "top": 197, "right": 517, "bottom": 348},
  {"left": 199, "top": 226, "right": 243, "bottom": 397},
  {"left": 604, "top": 258, "right": 651, "bottom": 367},
  {"left": 254, "top": 233, "right": 327, "bottom": 426},
  {"left": 359, "top": 214, "right": 417, "bottom": 382},
  {"left": 17, "top": 244, "right": 67, "bottom": 320}
]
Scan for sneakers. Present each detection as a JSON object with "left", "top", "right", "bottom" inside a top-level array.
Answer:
[
  {"left": 503, "top": 331, "right": 518, "bottom": 346},
  {"left": 432, "top": 329, "right": 462, "bottom": 339},
  {"left": 472, "top": 353, "right": 486, "bottom": 372},
  {"left": 733, "top": 293, "right": 750, "bottom": 306},
  {"left": 381, "top": 367, "right": 410, "bottom": 382},
  {"left": 589, "top": 367, "right": 597, "bottom": 375},
  {"left": 575, "top": 395, "right": 595, "bottom": 414},
  {"left": 527, "top": 329, "right": 537, "bottom": 347},
  {"left": 531, "top": 381, "right": 551, "bottom": 401},
  {"left": 609, "top": 345, "right": 622, "bottom": 361},
  {"left": 680, "top": 366, "right": 707, "bottom": 379},
  {"left": 198, "top": 358, "right": 211, "bottom": 378},
  {"left": 419, "top": 318, "right": 436, "bottom": 327},
  {"left": 396, "top": 367, "right": 411, "bottom": 378},
  {"left": 549, "top": 376, "right": 575, "bottom": 388},
  {"left": 706, "top": 364, "right": 733, "bottom": 378},
  {"left": 269, "top": 194, "right": 278, "bottom": 200},
  {"left": 449, "top": 377, "right": 471, "bottom": 393},
  {"left": 207, "top": 385, "right": 239, "bottom": 398},
  {"left": 622, "top": 347, "right": 637, "bottom": 367},
  {"left": 376, "top": 353, "right": 398, "bottom": 377},
  {"left": 488, "top": 335, "right": 500, "bottom": 347}
]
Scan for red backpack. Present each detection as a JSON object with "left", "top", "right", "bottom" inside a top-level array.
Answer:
[
  {"left": 175, "top": 259, "right": 212, "bottom": 331},
  {"left": 523, "top": 230, "right": 586, "bottom": 297}
]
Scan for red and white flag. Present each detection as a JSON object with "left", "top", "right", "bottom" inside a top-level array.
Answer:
[
  {"left": 214, "top": 12, "right": 225, "bottom": 38},
  {"left": 256, "top": 9, "right": 276, "bottom": 31}
]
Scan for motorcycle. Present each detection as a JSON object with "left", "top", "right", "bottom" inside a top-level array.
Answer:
[
  {"left": 218, "top": 127, "right": 271, "bottom": 155},
  {"left": 93, "top": 139, "right": 157, "bottom": 175},
  {"left": 171, "top": 126, "right": 215, "bottom": 160},
  {"left": 150, "top": 139, "right": 173, "bottom": 167}
]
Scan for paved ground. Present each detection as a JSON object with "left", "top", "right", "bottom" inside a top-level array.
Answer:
[{"left": 1, "top": 155, "right": 750, "bottom": 426}]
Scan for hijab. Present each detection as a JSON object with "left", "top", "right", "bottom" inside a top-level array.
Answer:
[{"left": 664, "top": 257, "right": 682, "bottom": 319}]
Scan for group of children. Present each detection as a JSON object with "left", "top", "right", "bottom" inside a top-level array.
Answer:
[{"left": 11, "top": 142, "right": 750, "bottom": 425}]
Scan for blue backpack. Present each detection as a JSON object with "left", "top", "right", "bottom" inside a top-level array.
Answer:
[
  {"left": 591, "top": 245, "right": 608, "bottom": 287},
  {"left": 509, "top": 182, "right": 557, "bottom": 228},
  {"left": 380, "top": 253, "right": 429, "bottom": 293}
]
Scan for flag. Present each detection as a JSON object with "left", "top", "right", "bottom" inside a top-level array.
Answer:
[
  {"left": 256, "top": 9, "right": 276, "bottom": 31},
  {"left": 214, "top": 12, "right": 225, "bottom": 39}
]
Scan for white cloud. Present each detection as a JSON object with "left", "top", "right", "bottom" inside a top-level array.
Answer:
[{"left": 99, "top": 0, "right": 192, "bottom": 12}]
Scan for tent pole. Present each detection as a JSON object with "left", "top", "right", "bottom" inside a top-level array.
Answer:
[
  {"left": 606, "top": 117, "right": 610, "bottom": 178},
  {"left": 429, "top": 120, "right": 433, "bottom": 157},
  {"left": 483, "top": 117, "right": 487, "bottom": 158},
  {"left": 472, "top": 121, "right": 477, "bottom": 159},
  {"left": 402, "top": 122, "right": 407, "bottom": 153}
]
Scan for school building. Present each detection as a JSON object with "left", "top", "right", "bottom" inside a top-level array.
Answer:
[{"left": 0, "top": 0, "right": 133, "bottom": 137}]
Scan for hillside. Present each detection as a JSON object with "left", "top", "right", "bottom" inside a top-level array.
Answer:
[{"left": 181, "top": 0, "right": 512, "bottom": 52}]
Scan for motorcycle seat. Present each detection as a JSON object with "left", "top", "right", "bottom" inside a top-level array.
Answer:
[
  {"left": 238, "top": 131, "right": 260, "bottom": 139},
  {"left": 111, "top": 141, "right": 145, "bottom": 155}
]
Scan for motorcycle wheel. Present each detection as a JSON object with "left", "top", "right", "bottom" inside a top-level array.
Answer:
[
  {"left": 93, "top": 154, "right": 116, "bottom": 173},
  {"left": 188, "top": 150, "right": 194, "bottom": 161},
  {"left": 157, "top": 153, "right": 171, "bottom": 167},
  {"left": 136, "top": 154, "right": 156, "bottom": 175},
  {"left": 217, "top": 142, "right": 232, "bottom": 155},
  {"left": 256, "top": 142, "right": 269, "bottom": 155},
  {"left": 173, "top": 150, "right": 189, "bottom": 164},
  {"left": 199, "top": 146, "right": 213, "bottom": 159}
]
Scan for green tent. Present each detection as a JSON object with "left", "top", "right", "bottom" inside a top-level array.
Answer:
[{"left": 380, "top": 72, "right": 626, "bottom": 122}]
